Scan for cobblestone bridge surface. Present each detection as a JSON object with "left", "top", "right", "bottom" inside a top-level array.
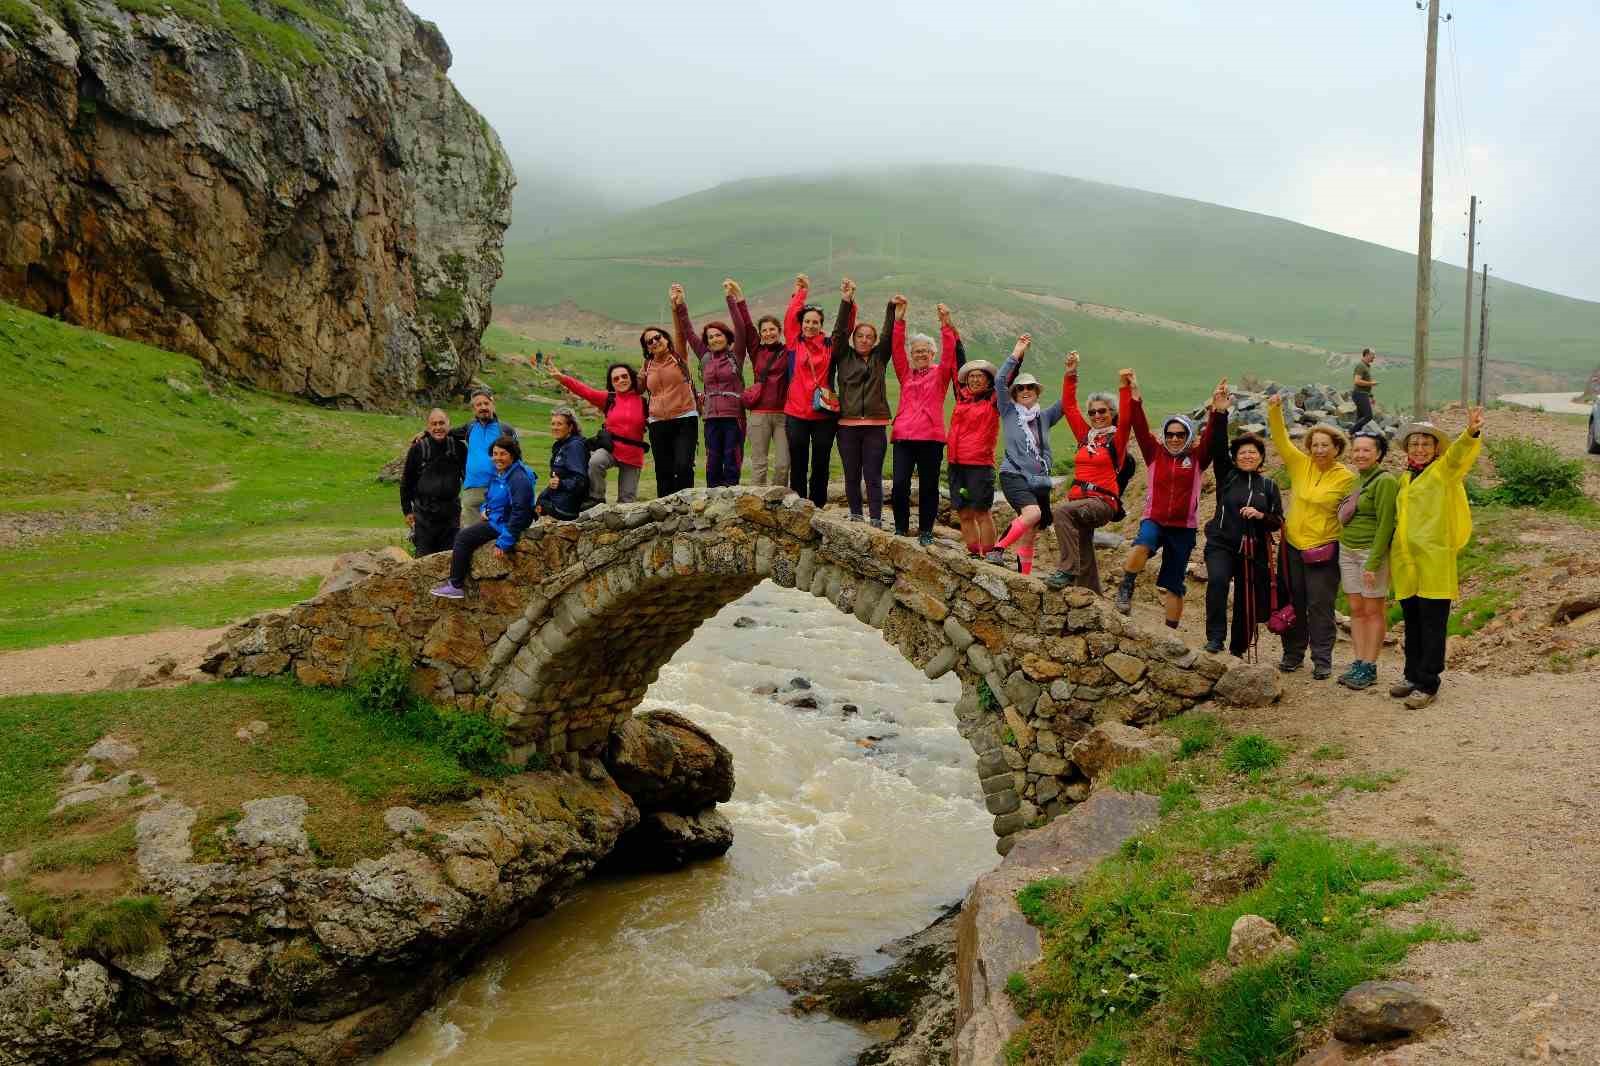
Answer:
[{"left": 204, "top": 488, "right": 1229, "bottom": 851}]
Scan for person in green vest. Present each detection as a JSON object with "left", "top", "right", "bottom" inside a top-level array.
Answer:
[{"left": 1336, "top": 429, "right": 1399, "bottom": 690}]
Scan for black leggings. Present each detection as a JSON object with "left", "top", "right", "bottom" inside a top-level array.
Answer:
[
  {"left": 1352, "top": 391, "right": 1374, "bottom": 434},
  {"left": 785, "top": 415, "right": 838, "bottom": 507},
  {"left": 892, "top": 440, "right": 944, "bottom": 534},
  {"left": 1203, "top": 542, "right": 1271, "bottom": 656},
  {"left": 449, "top": 521, "right": 500, "bottom": 587},
  {"left": 837, "top": 424, "right": 888, "bottom": 519},
  {"left": 648, "top": 417, "right": 698, "bottom": 497},
  {"left": 1400, "top": 596, "right": 1452, "bottom": 694}
]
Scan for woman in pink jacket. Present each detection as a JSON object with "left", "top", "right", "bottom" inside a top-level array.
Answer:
[
  {"left": 670, "top": 280, "right": 748, "bottom": 488},
  {"left": 890, "top": 298, "right": 959, "bottom": 545}
]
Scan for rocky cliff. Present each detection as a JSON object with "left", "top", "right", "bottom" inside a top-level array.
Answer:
[{"left": 0, "top": 0, "right": 513, "bottom": 407}]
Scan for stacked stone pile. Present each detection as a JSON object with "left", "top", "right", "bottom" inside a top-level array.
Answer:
[{"left": 1189, "top": 381, "right": 1405, "bottom": 439}]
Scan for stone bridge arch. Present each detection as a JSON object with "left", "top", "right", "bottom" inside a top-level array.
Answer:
[{"left": 205, "top": 488, "right": 1227, "bottom": 851}]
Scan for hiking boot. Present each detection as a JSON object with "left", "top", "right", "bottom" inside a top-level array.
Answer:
[
  {"left": 894, "top": 527, "right": 912, "bottom": 537},
  {"left": 429, "top": 581, "right": 465, "bottom": 600},
  {"left": 1202, "top": 640, "right": 1224, "bottom": 654},
  {"left": 1403, "top": 689, "right": 1436, "bottom": 710},
  {"left": 1336, "top": 662, "right": 1363, "bottom": 688},
  {"left": 847, "top": 513, "right": 865, "bottom": 523},
  {"left": 1277, "top": 659, "right": 1303, "bottom": 674},
  {"left": 1312, "top": 665, "right": 1332, "bottom": 681},
  {"left": 1044, "top": 569, "right": 1074, "bottom": 590},
  {"left": 1388, "top": 680, "right": 1417, "bottom": 699},
  {"left": 984, "top": 549, "right": 1008, "bottom": 567},
  {"left": 1114, "top": 582, "right": 1134, "bottom": 615},
  {"left": 869, "top": 518, "right": 884, "bottom": 530},
  {"left": 917, "top": 531, "right": 935, "bottom": 547},
  {"left": 1345, "top": 662, "right": 1378, "bottom": 690}
]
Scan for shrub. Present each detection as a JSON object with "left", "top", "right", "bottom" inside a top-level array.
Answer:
[
  {"left": 1484, "top": 437, "right": 1585, "bottom": 509},
  {"left": 349, "top": 656, "right": 510, "bottom": 778},
  {"left": 1221, "top": 734, "right": 1285, "bottom": 775}
]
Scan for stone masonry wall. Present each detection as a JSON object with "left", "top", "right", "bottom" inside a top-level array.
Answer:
[{"left": 204, "top": 488, "right": 1232, "bottom": 852}]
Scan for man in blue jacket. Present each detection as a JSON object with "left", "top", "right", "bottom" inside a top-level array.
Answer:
[
  {"left": 447, "top": 387, "right": 518, "bottom": 527},
  {"left": 431, "top": 434, "right": 536, "bottom": 600}
]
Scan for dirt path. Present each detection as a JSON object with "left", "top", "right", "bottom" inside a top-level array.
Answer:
[
  {"left": 0, "top": 627, "right": 229, "bottom": 696},
  {"left": 1499, "top": 393, "right": 1593, "bottom": 416},
  {"left": 1213, "top": 671, "right": 1600, "bottom": 1063}
]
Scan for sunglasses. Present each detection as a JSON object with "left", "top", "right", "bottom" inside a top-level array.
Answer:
[
  {"left": 1088, "top": 408, "right": 1113, "bottom": 417},
  {"left": 644, "top": 334, "right": 667, "bottom": 345},
  {"left": 611, "top": 373, "right": 631, "bottom": 382},
  {"left": 1164, "top": 431, "right": 1187, "bottom": 440}
]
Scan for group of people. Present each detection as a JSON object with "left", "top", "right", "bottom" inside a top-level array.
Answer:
[{"left": 401, "top": 277, "right": 1485, "bottom": 707}]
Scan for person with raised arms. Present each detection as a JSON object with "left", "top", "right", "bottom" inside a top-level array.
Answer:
[
  {"left": 639, "top": 319, "right": 699, "bottom": 497},
  {"left": 944, "top": 319, "right": 1000, "bottom": 559},
  {"left": 782, "top": 274, "right": 850, "bottom": 507},
  {"left": 670, "top": 279, "right": 748, "bottom": 487},
  {"left": 1201, "top": 388, "right": 1284, "bottom": 656},
  {"left": 1043, "top": 354, "right": 1134, "bottom": 593},
  {"left": 888, "top": 297, "right": 959, "bottom": 544},
  {"left": 990, "top": 333, "right": 1062, "bottom": 575},
  {"left": 736, "top": 284, "right": 791, "bottom": 487},
  {"left": 828, "top": 278, "right": 896, "bottom": 527}
]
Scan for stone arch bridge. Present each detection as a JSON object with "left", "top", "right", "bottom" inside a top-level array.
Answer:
[{"left": 204, "top": 488, "right": 1230, "bottom": 851}]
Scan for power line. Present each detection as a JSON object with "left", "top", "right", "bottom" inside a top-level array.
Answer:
[{"left": 1446, "top": 17, "right": 1472, "bottom": 190}]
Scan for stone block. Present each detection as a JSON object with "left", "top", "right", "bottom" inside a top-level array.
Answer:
[
  {"left": 1068, "top": 722, "right": 1179, "bottom": 780},
  {"left": 1020, "top": 654, "right": 1064, "bottom": 680},
  {"left": 1102, "top": 651, "right": 1148, "bottom": 685},
  {"left": 943, "top": 617, "right": 975, "bottom": 650},
  {"left": 967, "top": 644, "right": 994, "bottom": 674},
  {"left": 1027, "top": 752, "right": 1069, "bottom": 775},
  {"left": 984, "top": 789, "right": 1021, "bottom": 815},
  {"left": 1003, "top": 707, "right": 1034, "bottom": 748},
  {"left": 1003, "top": 672, "right": 1041, "bottom": 712},
  {"left": 923, "top": 646, "right": 959, "bottom": 680}
]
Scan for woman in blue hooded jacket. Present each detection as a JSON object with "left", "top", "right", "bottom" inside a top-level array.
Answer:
[
  {"left": 432, "top": 434, "right": 536, "bottom": 599},
  {"left": 536, "top": 407, "right": 592, "bottom": 521}
]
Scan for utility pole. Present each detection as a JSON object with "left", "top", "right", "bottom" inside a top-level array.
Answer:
[
  {"left": 1474, "top": 263, "right": 1489, "bottom": 405},
  {"left": 1412, "top": 0, "right": 1443, "bottom": 416},
  {"left": 1460, "top": 195, "right": 1476, "bottom": 405}
]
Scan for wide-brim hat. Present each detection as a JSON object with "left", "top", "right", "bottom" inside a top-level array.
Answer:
[
  {"left": 1400, "top": 421, "right": 1450, "bottom": 449},
  {"left": 1304, "top": 421, "right": 1349, "bottom": 457},
  {"left": 1008, "top": 372, "right": 1042, "bottom": 398},
  {"left": 961, "top": 359, "right": 997, "bottom": 383}
]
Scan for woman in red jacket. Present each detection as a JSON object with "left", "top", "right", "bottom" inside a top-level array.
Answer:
[
  {"left": 1044, "top": 355, "right": 1134, "bottom": 593},
  {"left": 890, "top": 298, "right": 959, "bottom": 544},
  {"left": 736, "top": 287, "right": 790, "bottom": 487},
  {"left": 783, "top": 274, "right": 852, "bottom": 507},
  {"left": 544, "top": 359, "right": 647, "bottom": 505},
  {"left": 945, "top": 320, "right": 1001, "bottom": 559},
  {"left": 670, "top": 280, "right": 748, "bottom": 488}
]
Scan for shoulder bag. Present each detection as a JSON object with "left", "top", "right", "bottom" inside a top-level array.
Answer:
[{"left": 1267, "top": 536, "right": 1297, "bottom": 635}]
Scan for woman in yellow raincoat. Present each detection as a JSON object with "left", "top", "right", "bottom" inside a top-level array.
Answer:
[{"left": 1388, "top": 408, "right": 1484, "bottom": 709}]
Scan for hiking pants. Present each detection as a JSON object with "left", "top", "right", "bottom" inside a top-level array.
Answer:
[
  {"left": 837, "top": 424, "right": 888, "bottom": 520},
  {"left": 647, "top": 416, "right": 698, "bottom": 497},
  {"left": 586, "top": 449, "right": 641, "bottom": 506},
  {"left": 745, "top": 411, "right": 790, "bottom": 487},
  {"left": 1280, "top": 544, "right": 1340, "bottom": 671},
  {"left": 786, "top": 416, "right": 838, "bottom": 507},
  {"left": 412, "top": 510, "right": 459, "bottom": 557},
  {"left": 1052, "top": 496, "right": 1116, "bottom": 593},
  {"left": 1351, "top": 391, "right": 1374, "bottom": 434},
  {"left": 704, "top": 417, "right": 744, "bottom": 488},
  {"left": 1204, "top": 542, "right": 1271, "bottom": 657},
  {"left": 891, "top": 440, "right": 944, "bottom": 534},
  {"left": 1400, "top": 596, "right": 1452, "bottom": 695},
  {"left": 449, "top": 521, "right": 500, "bottom": 587}
]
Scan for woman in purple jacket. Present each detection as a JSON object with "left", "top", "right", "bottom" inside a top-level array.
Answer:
[{"left": 671, "top": 281, "right": 749, "bottom": 487}]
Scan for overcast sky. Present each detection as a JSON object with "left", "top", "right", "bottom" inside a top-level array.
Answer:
[{"left": 407, "top": 0, "right": 1600, "bottom": 302}]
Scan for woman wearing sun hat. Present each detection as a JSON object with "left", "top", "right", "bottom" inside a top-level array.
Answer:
[
  {"left": 990, "top": 333, "right": 1064, "bottom": 574},
  {"left": 1389, "top": 408, "right": 1485, "bottom": 709},
  {"left": 1267, "top": 394, "right": 1356, "bottom": 679}
]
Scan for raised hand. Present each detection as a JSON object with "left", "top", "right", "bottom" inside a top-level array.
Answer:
[
  {"left": 841, "top": 278, "right": 857, "bottom": 301},
  {"left": 1065, "top": 350, "right": 1080, "bottom": 375},
  {"left": 892, "top": 294, "right": 908, "bottom": 319},
  {"left": 936, "top": 302, "right": 951, "bottom": 326},
  {"left": 1211, "top": 378, "right": 1231, "bottom": 412},
  {"left": 1266, "top": 392, "right": 1283, "bottom": 410},
  {"left": 722, "top": 278, "right": 737, "bottom": 297},
  {"left": 795, "top": 273, "right": 810, "bottom": 292},
  {"left": 669, "top": 283, "right": 685, "bottom": 308},
  {"left": 1117, "top": 367, "right": 1133, "bottom": 387},
  {"left": 1467, "top": 406, "right": 1485, "bottom": 435},
  {"left": 1012, "top": 333, "right": 1032, "bottom": 360}
]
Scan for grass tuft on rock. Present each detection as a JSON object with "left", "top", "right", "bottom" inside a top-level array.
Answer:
[
  {"left": 1220, "top": 734, "right": 1285, "bottom": 776},
  {"left": 6, "top": 882, "right": 165, "bottom": 957}
]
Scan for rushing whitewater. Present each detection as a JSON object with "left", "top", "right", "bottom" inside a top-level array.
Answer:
[{"left": 377, "top": 584, "right": 995, "bottom": 1065}]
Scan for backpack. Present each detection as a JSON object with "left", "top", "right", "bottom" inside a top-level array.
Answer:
[{"left": 1107, "top": 438, "right": 1137, "bottom": 521}]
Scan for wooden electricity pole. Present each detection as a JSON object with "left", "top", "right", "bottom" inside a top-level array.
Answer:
[
  {"left": 1412, "top": 0, "right": 1442, "bottom": 416},
  {"left": 1460, "top": 195, "right": 1476, "bottom": 405},
  {"left": 1474, "top": 263, "right": 1489, "bottom": 406}
]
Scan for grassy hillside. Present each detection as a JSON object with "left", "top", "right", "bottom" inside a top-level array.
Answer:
[
  {"left": 499, "top": 165, "right": 1600, "bottom": 388},
  {"left": 0, "top": 304, "right": 567, "bottom": 650}
]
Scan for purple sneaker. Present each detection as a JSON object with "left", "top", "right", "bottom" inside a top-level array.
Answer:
[{"left": 429, "top": 581, "right": 465, "bottom": 600}]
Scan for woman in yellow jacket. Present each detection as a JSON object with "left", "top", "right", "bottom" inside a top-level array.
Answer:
[
  {"left": 1267, "top": 394, "right": 1356, "bottom": 679},
  {"left": 1389, "top": 409, "right": 1484, "bottom": 709}
]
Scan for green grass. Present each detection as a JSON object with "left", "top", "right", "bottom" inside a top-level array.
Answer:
[
  {"left": 1308, "top": 744, "right": 1347, "bottom": 762},
  {"left": 5, "top": 883, "right": 166, "bottom": 957},
  {"left": 1163, "top": 712, "right": 1224, "bottom": 759},
  {"left": 25, "top": 822, "right": 137, "bottom": 872},
  {"left": 0, "top": 679, "right": 487, "bottom": 861},
  {"left": 501, "top": 165, "right": 1600, "bottom": 396},
  {"left": 0, "top": 301, "right": 569, "bottom": 649},
  {"left": 1338, "top": 771, "right": 1405, "bottom": 794},
  {"left": 1007, "top": 787, "right": 1467, "bottom": 1064},
  {"left": 1109, "top": 756, "right": 1170, "bottom": 795},
  {"left": 1220, "top": 735, "right": 1286, "bottom": 776}
]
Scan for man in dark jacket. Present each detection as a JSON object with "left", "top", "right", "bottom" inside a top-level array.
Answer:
[{"left": 401, "top": 409, "right": 467, "bottom": 555}]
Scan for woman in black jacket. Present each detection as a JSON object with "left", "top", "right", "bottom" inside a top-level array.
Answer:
[
  {"left": 1202, "top": 384, "right": 1284, "bottom": 656},
  {"left": 535, "top": 407, "right": 592, "bottom": 521},
  {"left": 828, "top": 278, "right": 897, "bottom": 526}
]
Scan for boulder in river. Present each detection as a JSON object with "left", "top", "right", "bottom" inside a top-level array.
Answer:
[{"left": 605, "top": 709, "right": 735, "bottom": 811}]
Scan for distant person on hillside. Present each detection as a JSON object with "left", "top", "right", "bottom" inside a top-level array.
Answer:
[
  {"left": 1044, "top": 354, "right": 1134, "bottom": 593},
  {"left": 889, "top": 298, "right": 959, "bottom": 544},
  {"left": 1112, "top": 378, "right": 1221, "bottom": 629},
  {"left": 783, "top": 274, "right": 847, "bottom": 507},
  {"left": 436, "top": 387, "right": 517, "bottom": 529},
  {"left": 534, "top": 407, "right": 591, "bottom": 520},
  {"left": 945, "top": 321, "right": 1000, "bottom": 559},
  {"left": 1201, "top": 393, "right": 1283, "bottom": 656},
  {"left": 399, "top": 408, "right": 467, "bottom": 556},
  {"left": 830, "top": 278, "right": 896, "bottom": 527},
  {"left": 1267, "top": 394, "right": 1355, "bottom": 679},
  {"left": 990, "top": 334, "right": 1063, "bottom": 575},
  {"left": 431, "top": 435, "right": 536, "bottom": 600},
  {"left": 1351, "top": 348, "right": 1377, "bottom": 433},
  {"left": 670, "top": 280, "right": 748, "bottom": 487},
  {"left": 545, "top": 359, "right": 646, "bottom": 505},
  {"left": 1387, "top": 410, "right": 1484, "bottom": 709},
  {"left": 639, "top": 317, "right": 699, "bottom": 497},
  {"left": 739, "top": 284, "right": 791, "bottom": 488},
  {"left": 1336, "top": 429, "right": 1399, "bottom": 689}
]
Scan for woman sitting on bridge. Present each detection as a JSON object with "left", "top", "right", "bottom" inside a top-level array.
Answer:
[
  {"left": 990, "top": 333, "right": 1064, "bottom": 575},
  {"left": 1201, "top": 389, "right": 1283, "bottom": 656},
  {"left": 945, "top": 316, "right": 999, "bottom": 559},
  {"left": 431, "top": 435, "right": 536, "bottom": 601},
  {"left": 782, "top": 274, "right": 848, "bottom": 507},
  {"left": 1388, "top": 410, "right": 1484, "bottom": 710},
  {"left": 1267, "top": 394, "right": 1355, "bottom": 679},
  {"left": 829, "top": 278, "right": 897, "bottom": 527},
  {"left": 534, "top": 407, "right": 591, "bottom": 521},
  {"left": 545, "top": 360, "right": 646, "bottom": 506},
  {"left": 889, "top": 298, "right": 959, "bottom": 544},
  {"left": 670, "top": 280, "right": 748, "bottom": 488},
  {"left": 1043, "top": 354, "right": 1134, "bottom": 593}
]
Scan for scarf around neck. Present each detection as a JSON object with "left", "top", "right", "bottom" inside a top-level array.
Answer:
[{"left": 1015, "top": 404, "right": 1045, "bottom": 468}]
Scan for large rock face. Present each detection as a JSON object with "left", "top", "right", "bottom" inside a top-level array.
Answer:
[{"left": 0, "top": 0, "right": 513, "bottom": 407}]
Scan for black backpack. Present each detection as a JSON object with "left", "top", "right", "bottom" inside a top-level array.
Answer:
[{"left": 1107, "top": 438, "right": 1137, "bottom": 522}]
